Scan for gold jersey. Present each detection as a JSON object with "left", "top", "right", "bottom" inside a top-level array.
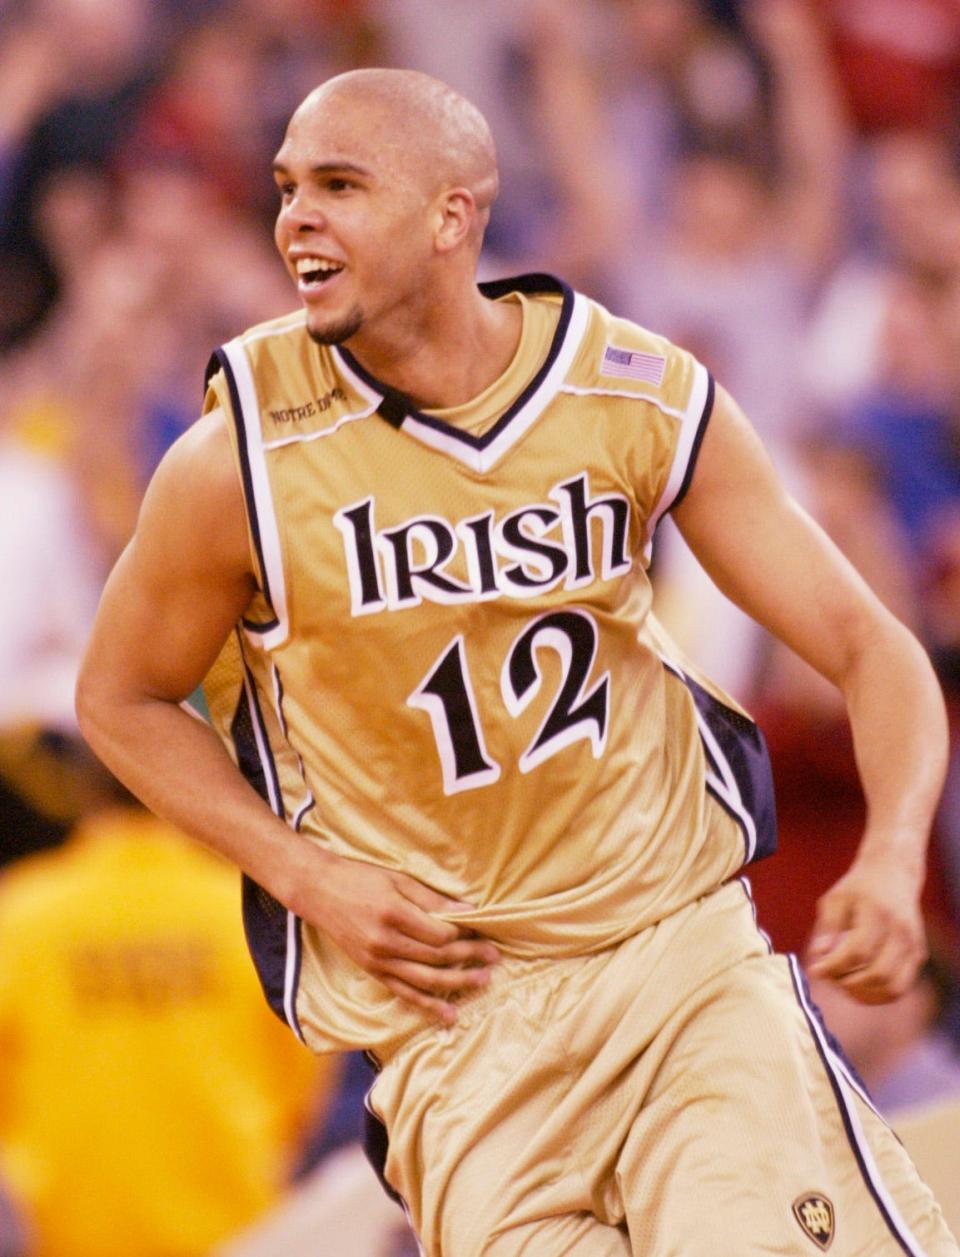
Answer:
[{"left": 201, "top": 275, "right": 776, "bottom": 1059}]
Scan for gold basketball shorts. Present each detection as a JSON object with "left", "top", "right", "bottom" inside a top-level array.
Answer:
[{"left": 368, "top": 879, "right": 958, "bottom": 1256}]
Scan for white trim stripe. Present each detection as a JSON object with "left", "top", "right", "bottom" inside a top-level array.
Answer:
[
  {"left": 696, "top": 713, "right": 758, "bottom": 862},
  {"left": 405, "top": 291, "right": 592, "bottom": 473},
  {"left": 363, "top": 1085, "right": 426, "bottom": 1255},
  {"left": 659, "top": 653, "right": 758, "bottom": 862},
  {"left": 283, "top": 910, "right": 303, "bottom": 1040},
  {"left": 291, "top": 795, "right": 315, "bottom": 830},
  {"left": 262, "top": 400, "right": 378, "bottom": 450},
  {"left": 331, "top": 291, "right": 592, "bottom": 473},
  {"left": 329, "top": 348, "right": 385, "bottom": 407},
  {"left": 222, "top": 338, "right": 290, "bottom": 650},
  {"left": 789, "top": 956, "right": 928, "bottom": 1255},
  {"left": 737, "top": 875, "right": 776, "bottom": 953},
  {"left": 242, "top": 669, "right": 282, "bottom": 816},
  {"left": 270, "top": 664, "right": 315, "bottom": 831},
  {"left": 241, "top": 660, "right": 305, "bottom": 1043},
  {"left": 644, "top": 360, "right": 711, "bottom": 552},
  {"left": 559, "top": 382, "right": 690, "bottom": 420}
]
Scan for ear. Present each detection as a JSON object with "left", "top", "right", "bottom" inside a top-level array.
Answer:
[{"left": 432, "top": 187, "right": 475, "bottom": 253}]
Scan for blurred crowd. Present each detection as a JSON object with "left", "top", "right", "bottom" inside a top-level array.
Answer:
[{"left": 2, "top": 0, "right": 960, "bottom": 1253}]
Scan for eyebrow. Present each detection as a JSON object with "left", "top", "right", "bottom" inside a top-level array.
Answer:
[{"left": 271, "top": 160, "right": 371, "bottom": 179}]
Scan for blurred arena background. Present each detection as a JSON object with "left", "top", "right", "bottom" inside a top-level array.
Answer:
[{"left": 1, "top": 1, "right": 959, "bottom": 1253}]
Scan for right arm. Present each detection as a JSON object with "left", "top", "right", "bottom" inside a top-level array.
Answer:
[{"left": 76, "top": 410, "right": 498, "bottom": 1023}]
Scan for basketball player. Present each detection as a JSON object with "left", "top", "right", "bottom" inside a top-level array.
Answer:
[{"left": 76, "top": 69, "right": 958, "bottom": 1254}]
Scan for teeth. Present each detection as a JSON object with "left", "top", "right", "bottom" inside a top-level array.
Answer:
[{"left": 295, "top": 257, "right": 341, "bottom": 275}]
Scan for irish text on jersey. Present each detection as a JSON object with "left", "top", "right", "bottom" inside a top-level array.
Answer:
[{"left": 334, "top": 472, "right": 633, "bottom": 616}]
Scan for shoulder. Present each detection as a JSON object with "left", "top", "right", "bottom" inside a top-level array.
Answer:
[
  {"left": 153, "top": 407, "right": 238, "bottom": 503},
  {"left": 571, "top": 296, "right": 707, "bottom": 414},
  {"left": 137, "top": 408, "right": 252, "bottom": 580}
]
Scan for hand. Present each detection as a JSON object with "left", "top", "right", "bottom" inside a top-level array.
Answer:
[
  {"left": 805, "top": 852, "right": 927, "bottom": 1004},
  {"left": 291, "top": 848, "right": 500, "bottom": 1025}
]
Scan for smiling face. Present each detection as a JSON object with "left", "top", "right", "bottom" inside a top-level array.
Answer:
[
  {"left": 272, "top": 72, "right": 498, "bottom": 352},
  {"left": 273, "top": 96, "right": 435, "bottom": 345}
]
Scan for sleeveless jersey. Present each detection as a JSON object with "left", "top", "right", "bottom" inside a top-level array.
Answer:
[{"left": 201, "top": 274, "right": 776, "bottom": 1059}]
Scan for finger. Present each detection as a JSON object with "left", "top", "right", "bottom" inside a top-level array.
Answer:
[
  {"left": 835, "top": 967, "right": 905, "bottom": 1005},
  {"left": 808, "top": 897, "right": 888, "bottom": 976},
  {"left": 395, "top": 877, "right": 477, "bottom": 918},
  {"left": 439, "top": 937, "right": 501, "bottom": 967},
  {"left": 381, "top": 958, "right": 494, "bottom": 999},
  {"left": 381, "top": 976, "right": 459, "bottom": 1026},
  {"left": 390, "top": 885, "right": 483, "bottom": 946},
  {"left": 807, "top": 893, "right": 856, "bottom": 966},
  {"left": 807, "top": 930, "right": 875, "bottom": 981},
  {"left": 370, "top": 931, "right": 500, "bottom": 970},
  {"left": 834, "top": 934, "right": 924, "bottom": 1004},
  {"left": 383, "top": 899, "right": 464, "bottom": 948}
]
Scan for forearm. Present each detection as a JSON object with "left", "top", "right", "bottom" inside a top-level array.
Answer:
[
  {"left": 839, "top": 616, "right": 948, "bottom": 882},
  {"left": 76, "top": 685, "right": 318, "bottom": 907}
]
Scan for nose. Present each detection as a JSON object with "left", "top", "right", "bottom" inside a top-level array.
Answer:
[{"left": 278, "top": 190, "right": 327, "bottom": 236}]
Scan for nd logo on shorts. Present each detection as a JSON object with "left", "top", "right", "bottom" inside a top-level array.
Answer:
[{"left": 792, "top": 1193, "right": 835, "bottom": 1250}]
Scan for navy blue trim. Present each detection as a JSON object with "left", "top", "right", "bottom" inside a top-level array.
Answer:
[
  {"left": 336, "top": 273, "right": 574, "bottom": 451},
  {"left": 678, "top": 670, "right": 777, "bottom": 863},
  {"left": 668, "top": 370, "right": 715, "bottom": 515},
  {"left": 705, "top": 780, "right": 758, "bottom": 847},
  {"left": 292, "top": 799, "right": 316, "bottom": 831},
  {"left": 273, "top": 663, "right": 288, "bottom": 737},
  {"left": 203, "top": 351, "right": 222, "bottom": 390},
  {"left": 363, "top": 1104, "right": 401, "bottom": 1204},
  {"left": 228, "top": 643, "right": 302, "bottom": 1035},
  {"left": 358, "top": 1051, "right": 403, "bottom": 1204},
  {"left": 209, "top": 348, "right": 279, "bottom": 634},
  {"left": 788, "top": 960, "right": 917, "bottom": 1255}
]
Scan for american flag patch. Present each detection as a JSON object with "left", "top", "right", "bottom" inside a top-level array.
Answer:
[{"left": 602, "top": 344, "right": 666, "bottom": 386}]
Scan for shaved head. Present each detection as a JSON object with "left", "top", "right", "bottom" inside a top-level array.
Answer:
[
  {"left": 291, "top": 68, "right": 499, "bottom": 228},
  {"left": 273, "top": 68, "right": 504, "bottom": 352}
]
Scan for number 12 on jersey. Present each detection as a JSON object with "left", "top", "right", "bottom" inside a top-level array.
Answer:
[{"left": 407, "top": 609, "right": 610, "bottom": 795}]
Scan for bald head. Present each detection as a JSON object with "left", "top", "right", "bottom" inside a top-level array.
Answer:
[
  {"left": 273, "top": 69, "right": 503, "bottom": 346},
  {"left": 292, "top": 69, "right": 499, "bottom": 225}
]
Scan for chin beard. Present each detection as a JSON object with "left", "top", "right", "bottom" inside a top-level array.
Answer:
[{"left": 306, "top": 306, "right": 364, "bottom": 346}]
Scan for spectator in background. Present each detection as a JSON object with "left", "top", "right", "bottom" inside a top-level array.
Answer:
[
  {"left": 803, "top": 129, "right": 960, "bottom": 419},
  {"left": 124, "top": 0, "right": 379, "bottom": 229},
  {"left": 526, "top": 0, "right": 850, "bottom": 697},
  {"left": 0, "top": 0, "right": 161, "bottom": 348},
  {"left": 0, "top": 371, "right": 106, "bottom": 863},
  {"left": 0, "top": 767, "right": 331, "bottom": 1257},
  {"left": 809, "top": 0, "right": 960, "bottom": 137},
  {"left": 1, "top": 9, "right": 959, "bottom": 1247}
]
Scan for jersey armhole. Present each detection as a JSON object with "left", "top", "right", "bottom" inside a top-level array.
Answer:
[
  {"left": 644, "top": 363, "right": 715, "bottom": 555},
  {"left": 205, "top": 346, "right": 289, "bottom": 647}
]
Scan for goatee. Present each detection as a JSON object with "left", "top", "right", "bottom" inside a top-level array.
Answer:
[{"left": 306, "top": 307, "right": 364, "bottom": 345}]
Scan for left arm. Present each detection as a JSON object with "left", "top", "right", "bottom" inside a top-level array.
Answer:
[{"left": 672, "top": 385, "right": 948, "bottom": 1003}]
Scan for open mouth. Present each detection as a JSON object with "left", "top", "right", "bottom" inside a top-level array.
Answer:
[{"left": 295, "top": 257, "right": 344, "bottom": 288}]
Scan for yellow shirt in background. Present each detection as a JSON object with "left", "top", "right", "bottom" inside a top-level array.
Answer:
[{"left": 0, "top": 809, "right": 332, "bottom": 1257}]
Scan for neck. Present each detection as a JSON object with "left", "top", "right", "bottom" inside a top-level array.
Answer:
[{"left": 343, "top": 280, "right": 522, "bottom": 410}]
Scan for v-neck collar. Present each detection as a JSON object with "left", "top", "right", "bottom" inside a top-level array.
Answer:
[{"left": 330, "top": 273, "right": 590, "bottom": 473}]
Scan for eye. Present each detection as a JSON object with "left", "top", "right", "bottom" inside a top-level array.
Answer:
[
  {"left": 326, "top": 177, "right": 354, "bottom": 193},
  {"left": 277, "top": 181, "right": 295, "bottom": 199}
]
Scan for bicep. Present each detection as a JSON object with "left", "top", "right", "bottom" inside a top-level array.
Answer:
[
  {"left": 670, "top": 385, "right": 895, "bottom": 685},
  {"left": 80, "top": 412, "right": 256, "bottom": 707}
]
